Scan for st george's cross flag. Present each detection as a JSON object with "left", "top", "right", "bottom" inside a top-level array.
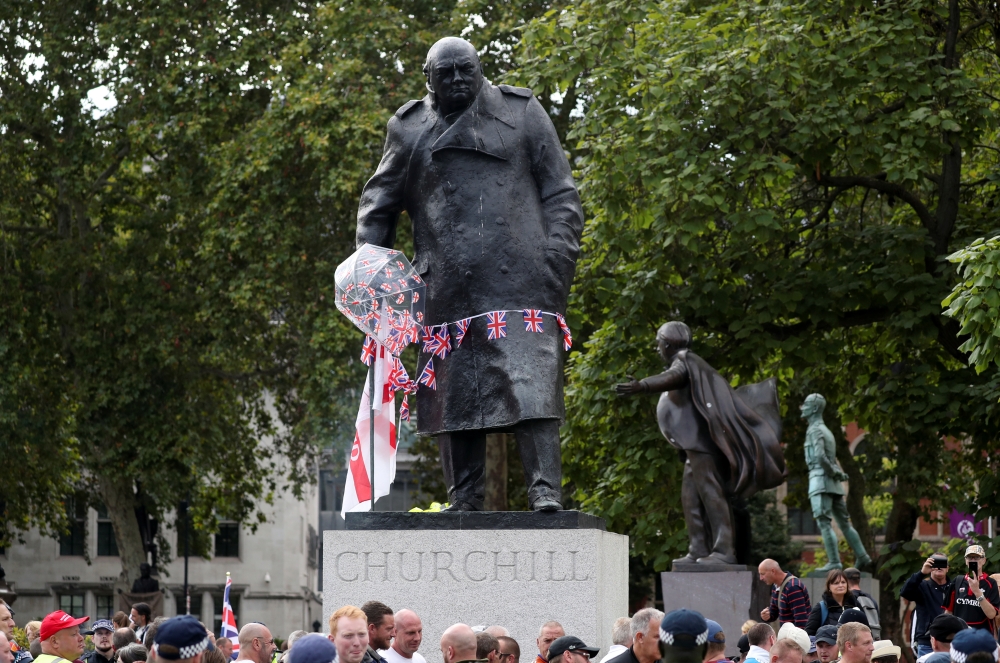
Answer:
[
  {"left": 341, "top": 344, "right": 398, "bottom": 516},
  {"left": 220, "top": 574, "right": 239, "bottom": 660}
]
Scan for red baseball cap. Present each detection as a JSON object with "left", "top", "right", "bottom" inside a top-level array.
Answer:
[{"left": 40, "top": 611, "right": 89, "bottom": 641}]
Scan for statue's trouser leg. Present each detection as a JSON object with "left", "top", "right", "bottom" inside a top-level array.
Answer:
[
  {"left": 812, "top": 493, "right": 842, "bottom": 565},
  {"left": 831, "top": 495, "right": 868, "bottom": 558},
  {"left": 687, "top": 451, "right": 736, "bottom": 562},
  {"left": 437, "top": 429, "right": 487, "bottom": 509},
  {"left": 681, "top": 458, "right": 711, "bottom": 559},
  {"left": 513, "top": 419, "right": 562, "bottom": 506}
]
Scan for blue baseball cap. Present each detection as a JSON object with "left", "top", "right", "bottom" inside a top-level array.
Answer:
[
  {"left": 287, "top": 634, "right": 338, "bottom": 663},
  {"left": 705, "top": 620, "right": 724, "bottom": 645},
  {"left": 154, "top": 615, "right": 213, "bottom": 660},
  {"left": 84, "top": 619, "right": 115, "bottom": 635},
  {"left": 951, "top": 628, "right": 999, "bottom": 663},
  {"left": 659, "top": 609, "right": 709, "bottom": 648}
]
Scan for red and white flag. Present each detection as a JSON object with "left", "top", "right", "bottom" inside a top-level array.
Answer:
[{"left": 341, "top": 345, "right": 398, "bottom": 516}]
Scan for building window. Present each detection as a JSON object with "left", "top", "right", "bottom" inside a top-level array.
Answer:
[
  {"left": 96, "top": 505, "right": 119, "bottom": 557},
  {"left": 59, "top": 499, "right": 87, "bottom": 556},
  {"left": 60, "top": 594, "right": 85, "bottom": 617},
  {"left": 215, "top": 523, "right": 239, "bottom": 558},
  {"left": 96, "top": 595, "right": 115, "bottom": 620}
]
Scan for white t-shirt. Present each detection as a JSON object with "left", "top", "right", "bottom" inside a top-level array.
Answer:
[{"left": 380, "top": 649, "right": 427, "bottom": 663}]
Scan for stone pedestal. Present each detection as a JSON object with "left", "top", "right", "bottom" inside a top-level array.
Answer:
[
  {"left": 661, "top": 571, "right": 772, "bottom": 657},
  {"left": 324, "top": 512, "right": 628, "bottom": 663}
]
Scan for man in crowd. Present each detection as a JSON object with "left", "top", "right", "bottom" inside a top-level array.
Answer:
[
  {"left": 777, "top": 625, "right": 810, "bottom": 660},
  {"left": 477, "top": 633, "right": 502, "bottom": 663},
  {"left": 599, "top": 619, "right": 632, "bottom": 663},
  {"left": 607, "top": 608, "right": 664, "bottom": 663},
  {"left": 487, "top": 629, "right": 510, "bottom": 639},
  {"left": 902, "top": 554, "right": 952, "bottom": 658},
  {"left": 770, "top": 641, "right": 804, "bottom": 663},
  {"left": 916, "top": 615, "right": 966, "bottom": 663},
  {"left": 760, "top": 559, "right": 811, "bottom": 628},
  {"left": 152, "top": 615, "right": 211, "bottom": 663},
  {"left": 836, "top": 624, "right": 873, "bottom": 663},
  {"left": 440, "top": 625, "right": 479, "bottom": 663},
  {"left": 548, "top": 637, "right": 600, "bottom": 663},
  {"left": 814, "top": 626, "right": 839, "bottom": 663},
  {"left": 235, "top": 623, "right": 276, "bottom": 663},
  {"left": 657, "top": 609, "right": 709, "bottom": 663},
  {"left": 499, "top": 637, "right": 520, "bottom": 663},
  {"left": 83, "top": 620, "right": 116, "bottom": 663},
  {"left": 747, "top": 623, "right": 777, "bottom": 663},
  {"left": 330, "top": 606, "right": 369, "bottom": 663},
  {"left": 130, "top": 604, "right": 152, "bottom": 644},
  {"left": 39, "top": 610, "right": 88, "bottom": 663},
  {"left": 362, "top": 602, "right": 394, "bottom": 663},
  {"left": 0, "top": 632, "right": 14, "bottom": 663},
  {"left": 216, "top": 638, "right": 234, "bottom": 661},
  {"left": 844, "top": 569, "right": 879, "bottom": 614},
  {"left": 948, "top": 629, "right": 998, "bottom": 663},
  {"left": 536, "top": 623, "right": 565, "bottom": 663},
  {"left": 944, "top": 545, "right": 999, "bottom": 632},
  {"left": 703, "top": 621, "right": 726, "bottom": 663},
  {"left": 114, "top": 628, "right": 137, "bottom": 652},
  {"left": 0, "top": 602, "right": 31, "bottom": 663},
  {"left": 381, "top": 609, "right": 424, "bottom": 663}
]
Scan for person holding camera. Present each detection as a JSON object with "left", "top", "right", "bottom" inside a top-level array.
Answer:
[
  {"left": 943, "top": 545, "right": 999, "bottom": 633},
  {"left": 900, "top": 553, "right": 952, "bottom": 657}
]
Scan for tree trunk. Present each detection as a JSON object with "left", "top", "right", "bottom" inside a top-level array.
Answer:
[
  {"left": 879, "top": 488, "right": 920, "bottom": 661},
  {"left": 96, "top": 474, "right": 146, "bottom": 589},
  {"left": 484, "top": 433, "right": 509, "bottom": 511}
]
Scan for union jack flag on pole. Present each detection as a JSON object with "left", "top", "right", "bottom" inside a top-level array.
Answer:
[{"left": 220, "top": 573, "right": 239, "bottom": 660}]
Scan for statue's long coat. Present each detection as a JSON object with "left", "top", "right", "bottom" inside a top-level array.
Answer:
[{"left": 356, "top": 82, "right": 584, "bottom": 435}]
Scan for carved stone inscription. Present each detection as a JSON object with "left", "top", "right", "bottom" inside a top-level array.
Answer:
[{"left": 334, "top": 549, "right": 591, "bottom": 583}]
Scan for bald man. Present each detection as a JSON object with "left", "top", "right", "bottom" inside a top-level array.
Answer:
[
  {"left": 441, "top": 625, "right": 479, "bottom": 663},
  {"left": 381, "top": 610, "right": 425, "bottom": 663},
  {"left": 235, "top": 623, "right": 276, "bottom": 663},
  {"left": 759, "top": 559, "right": 811, "bottom": 628}
]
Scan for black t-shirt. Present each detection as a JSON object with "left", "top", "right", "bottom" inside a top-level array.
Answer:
[{"left": 945, "top": 574, "right": 1000, "bottom": 632}]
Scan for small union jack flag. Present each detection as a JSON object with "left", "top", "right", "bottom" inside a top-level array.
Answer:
[
  {"left": 398, "top": 278, "right": 409, "bottom": 290},
  {"left": 412, "top": 291, "right": 420, "bottom": 302},
  {"left": 453, "top": 318, "right": 470, "bottom": 349},
  {"left": 422, "top": 326, "right": 441, "bottom": 355},
  {"left": 523, "top": 309, "right": 544, "bottom": 333},
  {"left": 487, "top": 311, "right": 508, "bottom": 340},
  {"left": 380, "top": 283, "right": 393, "bottom": 293},
  {"left": 415, "top": 311, "right": 424, "bottom": 322},
  {"left": 389, "top": 357, "right": 410, "bottom": 391},
  {"left": 384, "top": 267, "right": 394, "bottom": 277},
  {"left": 395, "top": 293, "right": 405, "bottom": 304},
  {"left": 413, "top": 275, "right": 423, "bottom": 284},
  {"left": 432, "top": 327, "right": 451, "bottom": 359},
  {"left": 418, "top": 359, "right": 436, "bottom": 390},
  {"left": 396, "top": 260, "right": 406, "bottom": 271},
  {"left": 399, "top": 393, "right": 410, "bottom": 421},
  {"left": 556, "top": 313, "right": 572, "bottom": 351},
  {"left": 360, "top": 336, "right": 377, "bottom": 366}
]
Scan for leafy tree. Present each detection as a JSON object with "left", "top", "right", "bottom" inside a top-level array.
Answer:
[{"left": 512, "top": 0, "right": 1000, "bottom": 642}]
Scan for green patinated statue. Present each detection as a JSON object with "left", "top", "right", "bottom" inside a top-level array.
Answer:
[{"left": 801, "top": 393, "right": 872, "bottom": 571}]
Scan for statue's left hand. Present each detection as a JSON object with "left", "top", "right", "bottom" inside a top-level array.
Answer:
[{"left": 614, "top": 376, "right": 643, "bottom": 396}]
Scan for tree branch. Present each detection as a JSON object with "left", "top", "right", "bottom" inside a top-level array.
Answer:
[
  {"left": 861, "top": 98, "right": 906, "bottom": 124},
  {"left": 89, "top": 143, "right": 131, "bottom": 197},
  {"left": 817, "top": 172, "right": 935, "bottom": 234}
]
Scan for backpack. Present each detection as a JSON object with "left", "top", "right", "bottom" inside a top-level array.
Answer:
[{"left": 820, "top": 595, "right": 881, "bottom": 639}]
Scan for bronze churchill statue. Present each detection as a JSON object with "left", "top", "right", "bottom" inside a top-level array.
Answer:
[
  {"left": 356, "top": 37, "right": 584, "bottom": 511},
  {"left": 616, "top": 322, "right": 786, "bottom": 564}
]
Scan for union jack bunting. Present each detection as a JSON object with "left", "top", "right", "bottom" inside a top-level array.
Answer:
[
  {"left": 360, "top": 336, "right": 377, "bottom": 366},
  {"left": 388, "top": 357, "right": 411, "bottom": 392},
  {"left": 486, "top": 311, "right": 508, "bottom": 340},
  {"left": 522, "top": 309, "right": 544, "bottom": 333},
  {"left": 432, "top": 327, "right": 451, "bottom": 359},
  {"left": 422, "top": 326, "right": 442, "bottom": 355},
  {"left": 556, "top": 314, "right": 572, "bottom": 351},
  {"left": 418, "top": 359, "right": 437, "bottom": 390},
  {"left": 453, "top": 318, "right": 471, "bottom": 349},
  {"left": 399, "top": 393, "right": 410, "bottom": 421}
]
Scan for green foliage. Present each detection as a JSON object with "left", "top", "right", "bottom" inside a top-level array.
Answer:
[
  {"left": 748, "top": 491, "right": 803, "bottom": 571},
  {"left": 943, "top": 236, "right": 1000, "bottom": 373},
  {"left": 511, "top": 0, "right": 1000, "bottom": 569}
]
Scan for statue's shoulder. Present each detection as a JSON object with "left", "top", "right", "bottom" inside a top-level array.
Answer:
[
  {"left": 394, "top": 98, "right": 425, "bottom": 118},
  {"left": 498, "top": 84, "right": 534, "bottom": 98}
]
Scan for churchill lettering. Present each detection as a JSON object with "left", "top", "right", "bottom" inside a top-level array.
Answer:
[{"left": 334, "top": 549, "right": 590, "bottom": 583}]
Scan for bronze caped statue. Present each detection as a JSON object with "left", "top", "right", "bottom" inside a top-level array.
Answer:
[
  {"left": 356, "top": 37, "right": 584, "bottom": 511},
  {"left": 616, "top": 322, "right": 786, "bottom": 565}
]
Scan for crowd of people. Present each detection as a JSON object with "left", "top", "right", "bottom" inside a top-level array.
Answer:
[{"left": 3, "top": 545, "right": 1000, "bottom": 663}]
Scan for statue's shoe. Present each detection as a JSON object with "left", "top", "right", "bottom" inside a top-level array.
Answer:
[
  {"left": 697, "top": 552, "right": 738, "bottom": 565},
  {"left": 672, "top": 554, "right": 700, "bottom": 565},
  {"left": 855, "top": 554, "right": 873, "bottom": 570},
  {"left": 531, "top": 499, "right": 563, "bottom": 512},
  {"left": 442, "top": 500, "right": 480, "bottom": 512},
  {"left": 815, "top": 562, "right": 844, "bottom": 572}
]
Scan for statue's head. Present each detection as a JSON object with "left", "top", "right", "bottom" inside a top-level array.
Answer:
[
  {"left": 655, "top": 321, "right": 691, "bottom": 363},
  {"left": 423, "top": 37, "right": 484, "bottom": 114},
  {"left": 800, "top": 393, "right": 826, "bottom": 418},
  {"left": 657, "top": 610, "right": 709, "bottom": 663}
]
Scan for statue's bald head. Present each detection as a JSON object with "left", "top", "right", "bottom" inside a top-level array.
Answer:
[
  {"left": 441, "top": 624, "right": 478, "bottom": 663},
  {"left": 804, "top": 393, "right": 826, "bottom": 411},
  {"left": 423, "top": 37, "right": 484, "bottom": 114}
]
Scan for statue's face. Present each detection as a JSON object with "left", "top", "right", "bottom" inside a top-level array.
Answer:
[
  {"left": 426, "top": 40, "right": 483, "bottom": 111},
  {"left": 657, "top": 336, "right": 680, "bottom": 363},
  {"left": 800, "top": 397, "right": 819, "bottom": 418}
]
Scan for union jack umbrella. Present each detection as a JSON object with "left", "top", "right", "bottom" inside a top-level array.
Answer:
[
  {"left": 335, "top": 244, "right": 425, "bottom": 355},
  {"left": 486, "top": 311, "right": 508, "bottom": 340}
]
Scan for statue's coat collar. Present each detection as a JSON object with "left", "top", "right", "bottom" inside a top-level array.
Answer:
[{"left": 430, "top": 83, "right": 515, "bottom": 161}]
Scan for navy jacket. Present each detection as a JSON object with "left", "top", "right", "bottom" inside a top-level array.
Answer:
[{"left": 900, "top": 571, "right": 950, "bottom": 646}]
